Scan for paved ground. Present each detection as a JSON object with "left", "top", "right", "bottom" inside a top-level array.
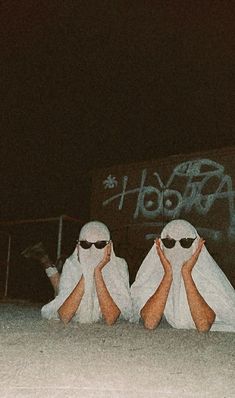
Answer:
[{"left": 0, "top": 301, "right": 235, "bottom": 398}]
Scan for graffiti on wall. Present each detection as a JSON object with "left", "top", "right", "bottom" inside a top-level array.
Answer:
[{"left": 102, "top": 159, "right": 235, "bottom": 240}]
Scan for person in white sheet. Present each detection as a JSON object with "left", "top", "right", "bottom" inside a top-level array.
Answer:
[
  {"left": 130, "top": 219, "right": 235, "bottom": 332},
  {"left": 41, "top": 221, "right": 133, "bottom": 325}
]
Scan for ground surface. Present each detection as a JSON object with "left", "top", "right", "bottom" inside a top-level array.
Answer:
[{"left": 0, "top": 302, "right": 235, "bottom": 398}]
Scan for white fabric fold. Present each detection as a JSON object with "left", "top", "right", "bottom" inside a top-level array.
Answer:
[
  {"left": 130, "top": 219, "right": 235, "bottom": 331},
  {"left": 41, "top": 221, "right": 132, "bottom": 322}
]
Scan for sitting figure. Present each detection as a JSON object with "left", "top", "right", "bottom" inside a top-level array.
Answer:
[
  {"left": 37, "top": 221, "right": 132, "bottom": 324},
  {"left": 130, "top": 219, "right": 235, "bottom": 332}
]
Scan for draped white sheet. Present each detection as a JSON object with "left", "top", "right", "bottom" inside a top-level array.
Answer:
[
  {"left": 130, "top": 219, "right": 235, "bottom": 332},
  {"left": 41, "top": 221, "right": 132, "bottom": 323}
]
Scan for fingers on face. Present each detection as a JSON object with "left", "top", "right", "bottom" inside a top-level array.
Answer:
[
  {"left": 193, "top": 239, "right": 205, "bottom": 258},
  {"left": 156, "top": 244, "right": 163, "bottom": 259},
  {"left": 198, "top": 238, "right": 205, "bottom": 250},
  {"left": 106, "top": 242, "right": 111, "bottom": 257},
  {"left": 155, "top": 238, "right": 161, "bottom": 248}
]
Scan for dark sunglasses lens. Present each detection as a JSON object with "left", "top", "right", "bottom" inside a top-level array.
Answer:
[
  {"left": 79, "top": 241, "right": 92, "bottom": 249},
  {"left": 94, "top": 241, "right": 108, "bottom": 249},
  {"left": 161, "top": 238, "right": 176, "bottom": 249},
  {"left": 180, "top": 238, "right": 195, "bottom": 248}
]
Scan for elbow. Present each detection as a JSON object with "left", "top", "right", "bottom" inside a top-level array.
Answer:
[
  {"left": 105, "top": 317, "right": 117, "bottom": 326},
  {"left": 61, "top": 317, "right": 70, "bottom": 325},
  {"left": 196, "top": 324, "right": 211, "bottom": 333},
  {"left": 142, "top": 313, "right": 160, "bottom": 330},
  {"left": 144, "top": 319, "right": 159, "bottom": 330},
  {"left": 196, "top": 312, "right": 216, "bottom": 333},
  {"left": 141, "top": 309, "right": 160, "bottom": 330},
  {"left": 104, "top": 310, "right": 120, "bottom": 326},
  {"left": 58, "top": 309, "right": 71, "bottom": 325}
]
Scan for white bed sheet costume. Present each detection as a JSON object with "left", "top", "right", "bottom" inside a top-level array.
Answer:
[
  {"left": 41, "top": 221, "right": 133, "bottom": 323},
  {"left": 130, "top": 219, "right": 235, "bottom": 332}
]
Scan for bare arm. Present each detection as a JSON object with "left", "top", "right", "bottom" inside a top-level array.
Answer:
[
  {"left": 141, "top": 239, "right": 173, "bottom": 330},
  {"left": 94, "top": 242, "right": 121, "bottom": 326},
  {"left": 181, "top": 239, "right": 215, "bottom": 332},
  {"left": 58, "top": 276, "right": 85, "bottom": 324}
]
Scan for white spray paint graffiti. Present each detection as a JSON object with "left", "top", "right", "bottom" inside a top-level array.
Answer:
[
  {"left": 102, "top": 159, "right": 235, "bottom": 240},
  {"left": 103, "top": 175, "right": 118, "bottom": 189}
]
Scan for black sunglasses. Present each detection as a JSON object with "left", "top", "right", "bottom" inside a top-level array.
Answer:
[
  {"left": 78, "top": 240, "right": 110, "bottom": 249},
  {"left": 161, "top": 237, "right": 196, "bottom": 249}
]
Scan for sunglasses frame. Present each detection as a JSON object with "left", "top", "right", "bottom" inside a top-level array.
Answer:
[
  {"left": 161, "top": 237, "right": 196, "bottom": 249},
  {"left": 78, "top": 240, "right": 110, "bottom": 249}
]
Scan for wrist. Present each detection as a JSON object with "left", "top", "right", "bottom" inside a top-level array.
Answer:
[
  {"left": 97, "top": 259, "right": 106, "bottom": 269},
  {"left": 164, "top": 270, "right": 173, "bottom": 281},
  {"left": 94, "top": 265, "right": 102, "bottom": 274},
  {"left": 181, "top": 267, "right": 192, "bottom": 278}
]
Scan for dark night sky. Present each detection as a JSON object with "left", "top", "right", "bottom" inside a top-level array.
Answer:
[{"left": 1, "top": 1, "right": 235, "bottom": 222}]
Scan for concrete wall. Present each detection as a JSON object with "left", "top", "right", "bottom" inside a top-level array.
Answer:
[{"left": 90, "top": 147, "right": 235, "bottom": 285}]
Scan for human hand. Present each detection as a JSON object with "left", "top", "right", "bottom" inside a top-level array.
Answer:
[
  {"left": 96, "top": 241, "right": 112, "bottom": 271},
  {"left": 181, "top": 238, "right": 205, "bottom": 275},
  {"left": 155, "top": 238, "right": 173, "bottom": 276}
]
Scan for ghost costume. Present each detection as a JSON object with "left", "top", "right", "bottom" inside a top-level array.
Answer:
[
  {"left": 41, "top": 221, "right": 132, "bottom": 323},
  {"left": 130, "top": 219, "right": 235, "bottom": 332}
]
